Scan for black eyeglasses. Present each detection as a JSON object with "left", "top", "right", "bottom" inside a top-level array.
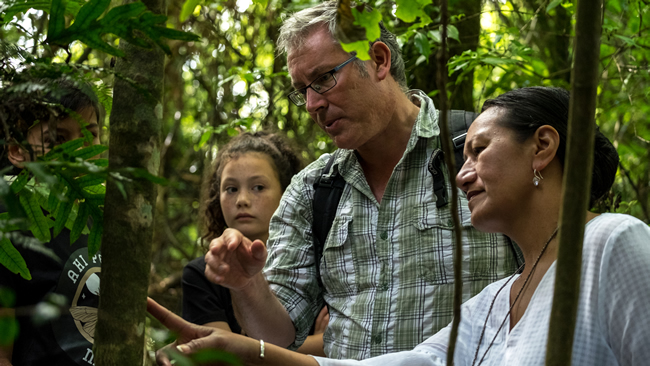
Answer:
[{"left": 288, "top": 56, "right": 357, "bottom": 106}]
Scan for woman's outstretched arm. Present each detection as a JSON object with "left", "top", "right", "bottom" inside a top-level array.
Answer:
[{"left": 147, "top": 298, "right": 319, "bottom": 366}]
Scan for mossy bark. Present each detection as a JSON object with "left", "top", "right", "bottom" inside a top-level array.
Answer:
[
  {"left": 93, "top": 0, "right": 164, "bottom": 363},
  {"left": 545, "top": 0, "right": 603, "bottom": 365}
]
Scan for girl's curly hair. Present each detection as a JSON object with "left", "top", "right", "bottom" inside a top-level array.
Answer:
[{"left": 201, "top": 131, "right": 304, "bottom": 245}]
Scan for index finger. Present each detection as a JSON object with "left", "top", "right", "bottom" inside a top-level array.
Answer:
[{"left": 147, "top": 297, "right": 193, "bottom": 335}]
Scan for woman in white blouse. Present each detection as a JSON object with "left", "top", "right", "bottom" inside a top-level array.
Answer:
[{"left": 149, "top": 87, "right": 650, "bottom": 366}]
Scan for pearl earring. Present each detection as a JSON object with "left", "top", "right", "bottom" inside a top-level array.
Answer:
[{"left": 533, "top": 169, "right": 544, "bottom": 187}]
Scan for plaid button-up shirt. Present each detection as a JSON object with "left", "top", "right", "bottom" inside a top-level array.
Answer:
[{"left": 264, "top": 90, "right": 521, "bottom": 360}]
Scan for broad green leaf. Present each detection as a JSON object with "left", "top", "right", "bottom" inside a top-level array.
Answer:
[
  {"left": 447, "top": 25, "right": 459, "bottom": 42},
  {"left": 180, "top": 0, "right": 202, "bottom": 23},
  {"left": 10, "top": 170, "right": 29, "bottom": 194},
  {"left": 88, "top": 213, "right": 102, "bottom": 256},
  {"left": 414, "top": 32, "right": 431, "bottom": 59},
  {"left": 65, "top": 0, "right": 110, "bottom": 33},
  {"left": 614, "top": 35, "right": 637, "bottom": 47},
  {"left": 0, "top": 238, "right": 31, "bottom": 280},
  {"left": 352, "top": 8, "right": 382, "bottom": 42},
  {"left": 341, "top": 40, "right": 371, "bottom": 61},
  {"left": 198, "top": 130, "right": 212, "bottom": 148},
  {"left": 70, "top": 145, "right": 108, "bottom": 160},
  {"left": 101, "top": 2, "right": 146, "bottom": 27},
  {"left": 546, "top": 0, "right": 563, "bottom": 13},
  {"left": 47, "top": 0, "right": 67, "bottom": 40},
  {"left": 395, "top": 0, "right": 432, "bottom": 23},
  {"left": 42, "top": 138, "right": 85, "bottom": 161},
  {"left": 123, "top": 168, "right": 168, "bottom": 186},
  {"left": 3, "top": 0, "right": 50, "bottom": 21},
  {"left": 0, "top": 178, "right": 27, "bottom": 221},
  {"left": 53, "top": 195, "right": 74, "bottom": 238},
  {"left": 70, "top": 201, "right": 88, "bottom": 243},
  {"left": 19, "top": 190, "right": 51, "bottom": 242},
  {"left": 74, "top": 174, "right": 106, "bottom": 188}
]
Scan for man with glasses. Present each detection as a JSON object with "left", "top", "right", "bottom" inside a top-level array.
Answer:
[{"left": 203, "top": 1, "right": 519, "bottom": 360}]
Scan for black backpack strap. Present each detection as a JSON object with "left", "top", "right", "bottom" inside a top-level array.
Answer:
[
  {"left": 448, "top": 110, "right": 478, "bottom": 173},
  {"left": 312, "top": 150, "right": 345, "bottom": 288},
  {"left": 429, "top": 110, "right": 479, "bottom": 208}
]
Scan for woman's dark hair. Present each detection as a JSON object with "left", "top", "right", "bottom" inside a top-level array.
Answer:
[
  {"left": 202, "top": 131, "right": 304, "bottom": 243},
  {"left": 481, "top": 86, "right": 619, "bottom": 208}
]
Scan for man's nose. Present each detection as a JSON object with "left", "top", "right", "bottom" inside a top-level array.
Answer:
[{"left": 305, "top": 87, "right": 327, "bottom": 114}]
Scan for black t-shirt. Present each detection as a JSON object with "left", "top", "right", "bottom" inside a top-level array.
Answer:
[
  {"left": 181, "top": 256, "right": 242, "bottom": 334},
  {"left": 0, "top": 215, "right": 101, "bottom": 365}
]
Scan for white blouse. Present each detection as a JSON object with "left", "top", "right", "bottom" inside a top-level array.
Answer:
[{"left": 314, "top": 213, "right": 650, "bottom": 366}]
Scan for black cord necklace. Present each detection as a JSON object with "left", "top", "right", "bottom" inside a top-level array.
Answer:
[{"left": 470, "top": 227, "right": 559, "bottom": 366}]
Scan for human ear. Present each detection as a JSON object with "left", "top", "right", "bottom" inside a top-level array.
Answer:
[
  {"left": 7, "top": 143, "right": 27, "bottom": 168},
  {"left": 532, "top": 125, "right": 560, "bottom": 171},
  {"left": 369, "top": 41, "right": 391, "bottom": 81}
]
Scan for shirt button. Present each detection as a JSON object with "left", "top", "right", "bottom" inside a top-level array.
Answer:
[
  {"left": 372, "top": 334, "right": 382, "bottom": 344},
  {"left": 380, "top": 231, "right": 388, "bottom": 240},
  {"left": 379, "top": 282, "right": 389, "bottom": 291},
  {"left": 447, "top": 219, "right": 453, "bottom": 227}
]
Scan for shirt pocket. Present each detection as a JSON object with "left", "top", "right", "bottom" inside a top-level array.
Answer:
[
  {"left": 320, "top": 215, "right": 357, "bottom": 296},
  {"left": 413, "top": 202, "right": 473, "bottom": 285}
]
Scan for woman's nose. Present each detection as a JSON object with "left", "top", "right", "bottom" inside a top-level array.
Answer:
[{"left": 456, "top": 163, "right": 476, "bottom": 192}]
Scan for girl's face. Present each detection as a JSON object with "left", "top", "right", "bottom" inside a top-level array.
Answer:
[
  {"left": 456, "top": 108, "right": 535, "bottom": 233},
  {"left": 219, "top": 152, "right": 284, "bottom": 243}
]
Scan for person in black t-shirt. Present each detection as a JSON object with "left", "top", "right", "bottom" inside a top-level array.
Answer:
[
  {"left": 181, "top": 132, "right": 329, "bottom": 356},
  {"left": 0, "top": 78, "right": 103, "bottom": 366}
]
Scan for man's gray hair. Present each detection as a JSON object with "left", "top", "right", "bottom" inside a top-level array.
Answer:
[{"left": 278, "top": 1, "right": 407, "bottom": 90}]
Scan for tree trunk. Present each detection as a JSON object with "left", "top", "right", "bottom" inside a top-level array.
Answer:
[
  {"left": 545, "top": 0, "right": 603, "bottom": 364},
  {"left": 93, "top": 0, "right": 165, "bottom": 363}
]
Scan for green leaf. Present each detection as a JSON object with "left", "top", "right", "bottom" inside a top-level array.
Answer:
[
  {"left": 447, "top": 25, "right": 459, "bottom": 42},
  {"left": 414, "top": 32, "right": 431, "bottom": 59},
  {"left": 340, "top": 40, "right": 371, "bottom": 60},
  {"left": 123, "top": 168, "right": 168, "bottom": 186},
  {"left": 42, "top": 138, "right": 85, "bottom": 161},
  {"left": 65, "top": 0, "right": 110, "bottom": 34},
  {"left": 70, "top": 145, "right": 108, "bottom": 160},
  {"left": 53, "top": 195, "right": 74, "bottom": 238},
  {"left": 0, "top": 238, "right": 31, "bottom": 280},
  {"left": 352, "top": 8, "right": 382, "bottom": 42},
  {"left": 3, "top": 0, "right": 51, "bottom": 21},
  {"left": 70, "top": 201, "right": 88, "bottom": 243},
  {"left": 198, "top": 130, "right": 212, "bottom": 148},
  {"left": 74, "top": 174, "right": 106, "bottom": 188},
  {"left": 47, "top": 0, "right": 67, "bottom": 40},
  {"left": 88, "top": 214, "right": 102, "bottom": 257},
  {"left": 10, "top": 170, "right": 30, "bottom": 194},
  {"left": 613, "top": 35, "right": 637, "bottom": 47},
  {"left": 19, "top": 190, "right": 51, "bottom": 242},
  {"left": 0, "top": 178, "right": 27, "bottom": 221},
  {"left": 180, "top": 0, "right": 202, "bottom": 23},
  {"left": 395, "top": 0, "right": 432, "bottom": 23},
  {"left": 546, "top": 0, "right": 563, "bottom": 13}
]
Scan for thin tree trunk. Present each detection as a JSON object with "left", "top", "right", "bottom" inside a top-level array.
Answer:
[
  {"left": 545, "top": 0, "right": 603, "bottom": 365},
  {"left": 436, "top": 1, "right": 463, "bottom": 365},
  {"left": 93, "top": 0, "right": 165, "bottom": 363}
]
